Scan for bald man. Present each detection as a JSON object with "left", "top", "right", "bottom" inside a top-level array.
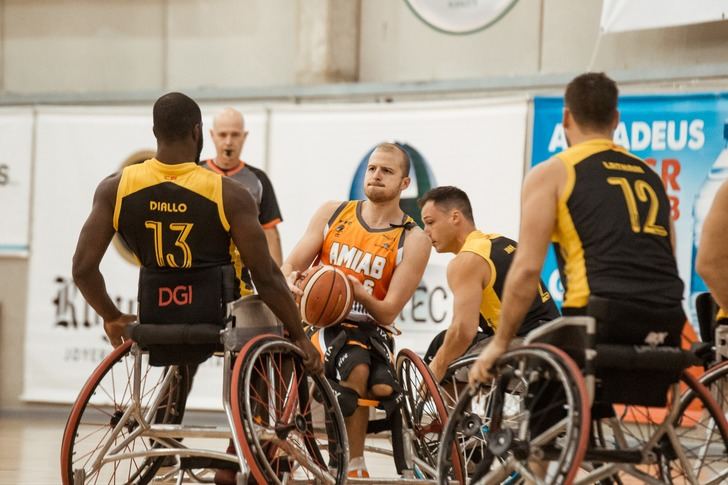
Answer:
[{"left": 201, "top": 108, "right": 284, "bottom": 293}]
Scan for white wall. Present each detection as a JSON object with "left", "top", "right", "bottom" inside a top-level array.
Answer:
[
  {"left": 4, "top": 0, "right": 166, "bottom": 93},
  {"left": 539, "top": 0, "right": 728, "bottom": 75},
  {"left": 166, "top": 0, "right": 297, "bottom": 90},
  {"left": 1, "top": 0, "right": 298, "bottom": 95},
  {"left": 3, "top": 0, "right": 728, "bottom": 96},
  {"left": 359, "top": 0, "right": 541, "bottom": 82}
]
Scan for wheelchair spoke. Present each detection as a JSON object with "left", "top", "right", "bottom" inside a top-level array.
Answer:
[
  {"left": 438, "top": 345, "right": 590, "bottom": 485},
  {"left": 62, "top": 342, "right": 188, "bottom": 485},
  {"left": 235, "top": 337, "right": 347, "bottom": 484}
]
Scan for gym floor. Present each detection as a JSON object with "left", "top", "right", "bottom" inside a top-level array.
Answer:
[{"left": 0, "top": 406, "right": 397, "bottom": 484}]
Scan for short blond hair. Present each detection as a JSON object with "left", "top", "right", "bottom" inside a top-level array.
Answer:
[{"left": 373, "top": 142, "right": 410, "bottom": 176}]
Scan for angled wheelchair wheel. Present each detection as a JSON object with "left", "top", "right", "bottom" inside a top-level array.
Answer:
[
  {"left": 231, "top": 334, "right": 348, "bottom": 484},
  {"left": 666, "top": 365, "right": 728, "bottom": 484},
  {"left": 396, "top": 348, "right": 464, "bottom": 482},
  {"left": 590, "top": 366, "right": 728, "bottom": 485},
  {"left": 61, "top": 340, "right": 189, "bottom": 484},
  {"left": 437, "top": 343, "right": 590, "bottom": 485}
]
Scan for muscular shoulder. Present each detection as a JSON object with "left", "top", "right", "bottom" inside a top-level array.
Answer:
[
  {"left": 447, "top": 251, "right": 488, "bottom": 284},
  {"left": 402, "top": 226, "right": 431, "bottom": 255},
  {"left": 96, "top": 172, "right": 122, "bottom": 205},
  {"left": 315, "top": 200, "right": 347, "bottom": 223},
  {"left": 715, "top": 179, "right": 728, "bottom": 207},
  {"left": 525, "top": 156, "right": 566, "bottom": 199}
]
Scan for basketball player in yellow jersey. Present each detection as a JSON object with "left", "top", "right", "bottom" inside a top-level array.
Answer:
[
  {"left": 71, "top": 92, "right": 320, "bottom": 373},
  {"left": 470, "top": 72, "right": 685, "bottom": 384},
  {"left": 418, "top": 186, "right": 559, "bottom": 383},
  {"left": 282, "top": 143, "right": 431, "bottom": 477},
  {"left": 697, "top": 179, "right": 728, "bottom": 323}
]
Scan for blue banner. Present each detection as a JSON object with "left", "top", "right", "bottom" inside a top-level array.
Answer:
[{"left": 531, "top": 93, "right": 728, "bottom": 327}]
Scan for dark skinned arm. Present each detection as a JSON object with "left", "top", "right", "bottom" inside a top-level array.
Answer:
[
  {"left": 222, "top": 177, "right": 321, "bottom": 372},
  {"left": 72, "top": 173, "right": 136, "bottom": 347}
]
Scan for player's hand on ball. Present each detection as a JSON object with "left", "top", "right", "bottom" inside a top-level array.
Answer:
[
  {"left": 468, "top": 339, "right": 508, "bottom": 386},
  {"left": 295, "top": 336, "right": 323, "bottom": 374},
  {"left": 104, "top": 313, "right": 136, "bottom": 348},
  {"left": 347, "top": 275, "right": 368, "bottom": 301},
  {"left": 286, "top": 270, "right": 304, "bottom": 296}
]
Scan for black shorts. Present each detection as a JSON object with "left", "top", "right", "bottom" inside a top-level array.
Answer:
[
  {"left": 423, "top": 329, "right": 491, "bottom": 364},
  {"left": 310, "top": 321, "right": 399, "bottom": 393}
]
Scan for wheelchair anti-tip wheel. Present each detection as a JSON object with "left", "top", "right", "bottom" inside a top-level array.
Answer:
[
  {"left": 396, "top": 348, "right": 465, "bottom": 482},
  {"left": 61, "top": 340, "right": 189, "bottom": 485},
  {"left": 437, "top": 343, "right": 590, "bottom": 485},
  {"left": 231, "top": 334, "right": 348, "bottom": 484}
]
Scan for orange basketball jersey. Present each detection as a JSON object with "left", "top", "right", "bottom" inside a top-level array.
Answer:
[{"left": 318, "top": 200, "right": 414, "bottom": 322}]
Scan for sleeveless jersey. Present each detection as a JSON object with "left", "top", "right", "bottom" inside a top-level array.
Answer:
[
  {"left": 319, "top": 201, "right": 414, "bottom": 323},
  {"left": 113, "top": 159, "right": 236, "bottom": 277},
  {"left": 460, "top": 231, "right": 559, "bottom": 333},
  {"left": 552, "top": 139, "right": 684, "bottom": 310}
]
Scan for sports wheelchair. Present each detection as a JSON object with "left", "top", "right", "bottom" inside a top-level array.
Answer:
[
  {"left": 60, "top": 263, "right": 459, "bottom": 484},
  {"left": 243, "top": 327, "right": 464, "bottom": 484},
  {"left": 61, "top": 265, "right": 348, "bottom": 484},
  {"left": 437, "top": 297, "right": 728, "bottom": 484}
]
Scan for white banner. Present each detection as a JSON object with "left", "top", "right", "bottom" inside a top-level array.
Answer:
[
  {"left": 269, "top": 98, "right": 529, "bottom": 354},
  {"left": 22, "top": 105, "right": 267, "bottom": 408},
  {"left": 0, "top": 108, "right": 34, "bottom": 256},
  {"left": 601, "top": 0, "right": 728, "bottom": 33}
]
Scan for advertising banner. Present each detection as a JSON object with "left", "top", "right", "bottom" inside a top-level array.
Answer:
[
  {"left": 269, "top": 98, "right": 529, "bottom": 354},
  {"left": 600, "top": 0, "right": 728, "bottom": 33},
  {"left": 531, "top": 94, "right": 728, "bottom": 328},
  {"left": 0, "top": 108, "right": 34, "bottom": 256},
  {"left": 22, "top": 105, "right": 267, "bottom": 408}
]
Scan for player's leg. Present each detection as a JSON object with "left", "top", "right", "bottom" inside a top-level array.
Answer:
[{"left": 339, "top": 359, "right": 371, "bottom": 477}]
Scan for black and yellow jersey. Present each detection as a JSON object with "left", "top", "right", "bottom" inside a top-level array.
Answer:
[
  {"left": 460, "top": 231, "right": 559, "bottom": 335},
  {"left": 113, "top": 159, "right": 238, "bottom": 290},
  {"left": 552, "top": 139, "right": 683, "bottom": 310}
]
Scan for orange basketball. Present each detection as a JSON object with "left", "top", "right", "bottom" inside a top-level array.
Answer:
[{"left": 297, "top": 265, "right": 354, "bottom": 327}]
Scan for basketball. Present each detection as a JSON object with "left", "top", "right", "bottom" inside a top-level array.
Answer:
[{"left": 297, "top": 265, "right": 354, "bottom": 327}]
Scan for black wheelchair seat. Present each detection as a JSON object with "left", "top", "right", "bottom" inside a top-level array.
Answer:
[
  {"left": 530, "top": 296, "right": 692, "bottom": 407},
  {"left": 134, "top": 264, "right": 237, "bottom": 365}
]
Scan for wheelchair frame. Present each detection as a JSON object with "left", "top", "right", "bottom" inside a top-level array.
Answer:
[
  {"left": 436, "top": 315, "right": 728, "bottom": 485},
  {"left": 61, "top": 296, "right": 350, "bottom": 485},
  {"left": 62, "top": 302, "right": 462, "bottom": 484}
]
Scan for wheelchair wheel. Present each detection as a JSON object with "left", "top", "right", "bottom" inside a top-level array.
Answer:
[
  {"left": 667, "top": 364, "right": 728, "bottom": 483},
  {"left": 396, "top": 348, "right": 464, "bottom": 482},
  {"left": 61, "top": 340, "right": 189, "bottom": 484},
  {"left": 231, "top": 334, "right": 348, "bottom": 484},
  {"left": 440, "top": 354, "right": 479, "bottom": 409},
  {"left": 437, "top": 343, "right": 590, "bottom": 485},
  {"left": 591, "top": 368, "right": 728, "bottom": 484}
]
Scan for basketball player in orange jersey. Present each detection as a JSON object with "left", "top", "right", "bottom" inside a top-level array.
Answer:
[{"left": 282, "top": 142, "right": 431, "bottom": 478}]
